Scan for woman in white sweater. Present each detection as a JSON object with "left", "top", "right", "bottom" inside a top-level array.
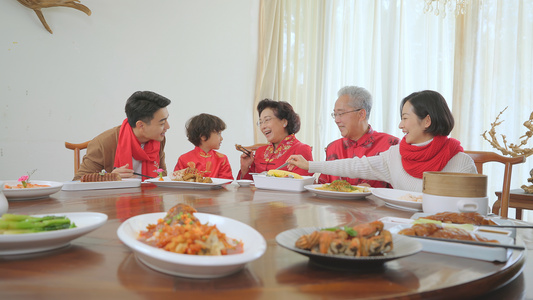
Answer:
[{"left": 288, "top": 90, "right": 477, "bottom": 192}]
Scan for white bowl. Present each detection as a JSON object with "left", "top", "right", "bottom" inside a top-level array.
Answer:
[
  {"left": 236, "top": 180, "right": 253, "bottom": 187},
  {"left": 252, "top": 174, "right": 314, "bottom": 192},
  {"left": 422, "top": 193, "right": 489, "bottom": 215},
  {"left": 117, "top": 212, "right": 267, "bottom": 278},
  {"left": 0, "top": 212, "right": 108, "bottom": 255},
  {"left": 3, "top": 180, "right": 63, "bottom": 201}
]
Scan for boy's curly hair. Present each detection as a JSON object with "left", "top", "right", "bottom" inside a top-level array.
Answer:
[{"left": 186, "top": 113, "right": 226, "bottom": 146}]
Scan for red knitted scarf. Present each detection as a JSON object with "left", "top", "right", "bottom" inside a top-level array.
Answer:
[
  {"left": 399, "top": 135, "right": 463, "bottom": 179},
  {"left": 114, "top": 119, "right": 160, "bottom": 181}
]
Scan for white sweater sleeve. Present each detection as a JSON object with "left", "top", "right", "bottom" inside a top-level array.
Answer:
[{"left": 308, "top": 150, "right": 392, "bottom": 183}]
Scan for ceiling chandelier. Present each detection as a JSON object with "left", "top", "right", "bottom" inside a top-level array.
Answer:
[{"left": 424, "top": 0, "right": 468, "bottom": 17}]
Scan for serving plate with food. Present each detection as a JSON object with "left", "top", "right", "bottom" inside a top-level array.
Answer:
[
  {"left": 381, "top": 212, "right": 519, "bottom": 262},
  {"left": 304, "top": 180, "right": 372, "bottom": 200},
  {"left": 276, "top": 220, "right": 422, "bottom": 268},
  {"left": 3, "top": 180, "right": 63, "bottom": 200},
  {"left": 146, "top": 177, "right": 232, "bottom": 189},
  {"left": 117, "top": 204, "right": 266, "bottom": 278},
  {"left": 387, "top": 221, "right": 515, "bottom": 262},
  {"left": 371, "top": 188, "right": 423, "bottom": 211},
  {"left": 0, "top": 212, "right": 107, "bottom": 255},
  {"left": 145, "top": 164, "right": 232, "bottom": 189},
  {"left": 252, "top": 170, "right": 314, "bottom": 192}
]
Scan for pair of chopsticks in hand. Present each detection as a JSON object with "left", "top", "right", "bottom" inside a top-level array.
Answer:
[
  {"left": 235, "top": 144, "right": 252, "bottom": 157},
  {"left": 133, "top": 172, "right": 155, "bottom": 179},
  {"left": 235, "top": 144, "right": 290, "bottom": 170}
]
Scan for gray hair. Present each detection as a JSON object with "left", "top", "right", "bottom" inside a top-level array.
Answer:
[{"left": 337, "top": 86, "right": 372, "bottom": 120}]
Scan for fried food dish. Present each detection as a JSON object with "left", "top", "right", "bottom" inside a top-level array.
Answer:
[
  {"left": 235, "top": 144, "right": 252, "bottom": 157},
  {"left": 316, "top": 180, "right": 370, "bottom": 193},
  {"left": 138, "top": 203, "right": 243, "bottom": 255},
  {"left": 417, "top": 212, "right": 497, "bottom": 226},
  {"left": 169, "top": 162, "right": 212, "bottom": 183},
  {"left": 399, "top": 223, "right": 499, "bottom": 243},
  {"left": 80, "top": 172, "right": 121, "bottom": 182},
  {"left": 295, "top": 220, "right": 393, "bottom": 256}
]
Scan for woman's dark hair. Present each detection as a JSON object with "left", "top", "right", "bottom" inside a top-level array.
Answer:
[
  {"left": 186, "top": 113, "right": 226, "bottom": 146},
  {"left": 400, "top": 90, "right": 454, "bottom": 136},
  {"left": 257, "top": 98, "right": 301, "bottom": 135},
  {"left": 125, "top": 91, "right": 171, "bottom": 128}
]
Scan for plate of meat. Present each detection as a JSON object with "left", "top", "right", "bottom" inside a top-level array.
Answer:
[
  {"left": 62, "top": 178, "right": 141, "bottom": 191},
  {"left": 275, "top": 220, "right": 422, "bottom": 269},
  {"left": 145, "top": 177, "right": 233, "bottom": 190},
  {"left": 388, "top": 221, "right": 516, "bottom": 262}
]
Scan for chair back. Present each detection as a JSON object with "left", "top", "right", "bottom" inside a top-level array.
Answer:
[
  {"left": 65, "top": 141, "right": 91, "bottom": 175},
  {"left": 465, "top": 151, "right": 525, "bottom": 217},
  {"left": 243, "top": 144, "right": 268, "bottom": 152}
]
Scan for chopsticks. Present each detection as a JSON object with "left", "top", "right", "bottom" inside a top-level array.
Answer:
[
  {"left": 479, "top": 225, "right": 533, "bottom": 229},
  {"left": 405, "top": 235, "right": 525, "bottom": 250},
  {"left": 235, "top": 144, "right": 252, "bottom": 157},
  {"left": 133, "top": 172, "right": 155, "bottom": 179},
  {"left": 275, "top": 162, "right": 290, "bottom": 170}
]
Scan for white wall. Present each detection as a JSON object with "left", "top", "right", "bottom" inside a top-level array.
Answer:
[{"left": 0, "top": 0, "right": 260, "bottom": 181}]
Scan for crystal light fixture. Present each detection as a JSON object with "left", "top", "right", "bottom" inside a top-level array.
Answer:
[{"left": 424, "top": 0, "right": 468, "bottom": 17}]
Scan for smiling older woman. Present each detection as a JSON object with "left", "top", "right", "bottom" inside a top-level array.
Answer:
[{"left": 238, "top": 99, "right": 313, "bottom": 180}]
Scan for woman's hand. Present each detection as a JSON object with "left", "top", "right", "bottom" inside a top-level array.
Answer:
[
  {"left": 287, "top": 155, "right": 310, "bottom": 170},
  {"left": 112, "top": 164, "right": 134, "bottom": 178},
  {"left": 240, "top": 153, "right": 254, "bottom": 176}
]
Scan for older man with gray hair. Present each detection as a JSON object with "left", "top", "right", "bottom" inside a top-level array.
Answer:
[{"left": 318, "top": 86, "right": 399, "bottom": 188}]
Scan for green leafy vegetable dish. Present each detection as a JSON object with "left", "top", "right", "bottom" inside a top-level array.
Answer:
[{"left": 0, "top": 214, "right": 77, "bottom": 234}]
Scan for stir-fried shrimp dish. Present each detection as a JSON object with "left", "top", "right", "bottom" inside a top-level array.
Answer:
[
  {"left": 137, "top": 204, "right": 243, "bottom": 255},
  {"left": 4, "top": 183, "right": 50, "bottom": 189},
  {"left": 316, "top": 180, "right": 370, "bottom": 193}
]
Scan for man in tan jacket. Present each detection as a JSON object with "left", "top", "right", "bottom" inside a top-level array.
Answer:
[{"left": 73, "top": 91, "right": 171, "bottom": 181}]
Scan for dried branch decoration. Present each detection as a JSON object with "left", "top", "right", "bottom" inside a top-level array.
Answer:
[
  {"left": 17, "top": 0, "right": 91, "bottom": 34},
  {"left": 482, "top": 107, "right": 533, "bottom": 158}
]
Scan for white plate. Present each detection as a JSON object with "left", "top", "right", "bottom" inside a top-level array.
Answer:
[
  {"left": 410, "top": 212, "right": 517, "bottom": 238},
  {"left": 372, "top": 188, "right": 423, "bottom": 211},
  {"left": 388, "top": 223, "right": 514, "bottom": 262},
  {"left": 62, "top": 178, "right": 141, "bottom": 191},
  {"left": 3, "top": 180, "right": 63, "bottom": 201},
  {"left": 252, "top": 174, "right": 314, "bottom": 192},
  {"left": 379, "top": 216, "right": 514, "bottom": 237},
  {"left": 304, "top": 184, "right": 372, "bottom": 200},
  {"left": 235, "top": 180, "right": 253, "bottom": 187},
  {"left": 276, "top": 227, "right": 422, "bottom": 268},
  {"left": 117, "top": 212, "right": 267, "bottom": 278},
  {"left": 0, "top": 212, "right": 108, "bottom": 255},
  {"left": 145, "top": 177, "right": 232, "bottom": 190}
]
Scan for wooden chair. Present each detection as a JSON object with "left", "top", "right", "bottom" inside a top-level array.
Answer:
[
  {"left": 65, "top": 140, "right": 91, "bottom": 175},
  {"left": 243, "top": 144, "right": 268, "bottom": 152},
  {"left": 465, "top": 151, "right": 525, "bottom": 218}
]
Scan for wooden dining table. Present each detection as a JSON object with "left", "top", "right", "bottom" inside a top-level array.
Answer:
[{"left": 1, "top": 182, "right": 532, "bottom": 299}]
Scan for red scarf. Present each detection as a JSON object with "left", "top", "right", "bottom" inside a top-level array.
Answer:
[
  {"left": 114, "top": 119, "right": 160, "bottom": 181},
  {"left": 399, "top": 135, "right": 463, "bottom": 179}
]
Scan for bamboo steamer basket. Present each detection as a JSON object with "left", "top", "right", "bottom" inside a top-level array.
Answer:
[{"left": 422, "top": 172, "right": 487, "bottom": 198}]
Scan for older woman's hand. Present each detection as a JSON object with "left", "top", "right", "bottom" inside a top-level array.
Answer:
[
  {"left": 287, "top": 155, "right": 310, "bottom": 170},
  {"left": 240, "top": 153, "right": 254, "bottom": 176}
]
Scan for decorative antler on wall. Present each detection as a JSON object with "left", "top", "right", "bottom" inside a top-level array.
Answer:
[
  {"left": 482, "top": 107, "right": 533, "bottom": 193},
  {"left": 16, "top": 0, "right": 91, "bottom": 34}
]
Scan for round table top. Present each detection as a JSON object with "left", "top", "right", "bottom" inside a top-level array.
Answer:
[{"left": 1, "top": 182, "right": 531, "bottom": 299}]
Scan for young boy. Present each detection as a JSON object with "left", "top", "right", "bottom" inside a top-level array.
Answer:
[{"left": 174, "top": 113, "right": 234, "bottom": 179}]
